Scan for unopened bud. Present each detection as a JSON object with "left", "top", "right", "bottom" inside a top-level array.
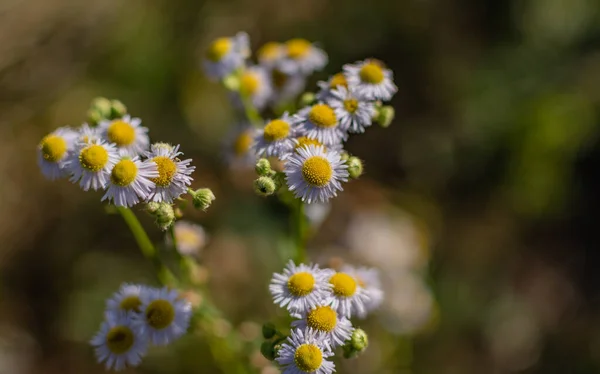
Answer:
[
  {"left": 146, "top": 202, "right": 161, "bottom": 213},
  {"left": 343, "top": 328, "right": 369, "bottom": 358},
  {"left": 87, "top": 109, "right": 103, "bottom": 126},
  {"left": 255, "top": 158, "right": 273, "bottom": 176},
  {"left": 189, "top": 188, "right": 216, "bottom": 211},
  {"left": 154, "top": 203, "right": 175, "bottom": 231},
  {"left": 299, "top": 92, "right": 317, "bottom": 108},
  {"left": 262, "top": 322, "right": 277, "bottom": 339},
  {"left": 110, "top": 99, "right": 127, "bottom": 119},
  {"left": 376, "top": 106, "right": 395, "bottom": 128},
  {"left": 91, "top": 97, "right": 112, "bottom": 119},
  {"left": 254, "top": 176, "right": 276, "bottom": 196},
  {"left": 347, "top": 157, "right": 363, "bottom": 179},
  {"left": 222, "top": 74, "right": 240, "bottom": 91}
]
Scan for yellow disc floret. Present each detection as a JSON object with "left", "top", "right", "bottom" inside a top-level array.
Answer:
[
  {"left": 329, "top": 73, "right": 348, "bottom": 89},
  {"left": 145, "top": 299, "right": 175, "bottom": 330},
  {"left": 294, "top": 344, "right": 323, "bottom": 372},
  {"left": 119, "top": 296, "right": 142, "bottom": 312},
  {"left": 239, "top": 72, "right": 260, "bottom": 97},
  {"left": 343, "top": 99, "right": 359, "bottom": 114},
  {"left": 106, "top": 326, "right": 135, "bottom": 354},
  {"left": 308, "top": 104, "right": 337, "bottom": 128},
  {"left": 258, "top": 42, "right": 281, "bottom": 61},
  {"left": 107, "top": 120, "right": 136, "bottom": 146},
  {"left": 40, "top": 135, "right": 67, "bottom": 162},
  {"left": 263, "top": 119, "right": 291, "bottom": 142},
  {"left": 151, "top": 156, "right": 177, "bottom": 187},
  {"left": 330, "top": 272, "right": 357, "bottom": 297},
  {"left": 301, "top": 156, "right": 333, "bottom": 187},
  {"left": 206, "top": 37, "right": 231, "bottom": 62},
  {"left": 234, "top": 131, "right": 253, "bottom": 156},
  {"left": 110, "top": 159, "right": 138, "bottom": 187},
  {"left": 287, "top": 272, "right": 315, "bottom": 296},
  {"left": 295, "top": 136, "right": 324, "bottom": 151},
  {"left": 359, "top": 62, "right": 385, "bottom": 84},
  {"left": 79, "top": 145, "right": 109, "bottom": 172},
  {"left": 286, "top": 39, "right": 312, "bottom": 59},
  {"left": 307, "top": 306, "right": 337, "bottom": 332}
]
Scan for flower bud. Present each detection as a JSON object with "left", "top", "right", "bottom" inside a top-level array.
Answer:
[
  {"left": 254, "top": 176, "right": 276, "bottom": 196},
  {"left": 222, "top": 74, "right": 240, "bottom": 91},
  {"left": 347, "top": 157, "right": 364, "bottom": 179},
  {"left": 153, "top": 203, "right": 175, "bottom": 231},
  {"left": 87, "top": 109, "right": 103, "bottom": 126},
  {"left": 110, "top": 99, "right": 127, "bottom": 119},
  {"left": 91, "top": 97, "right": 112, "bottom": 119},
  {"left": 376, "top": 106, "right": 395, "bottom": 128},
  {"left": 299, "top": 92, "right": 317, "bottom": 108},
  {"left": 343, "top": 328, "right": 369, "bottom": 358},
  {"left": 146, "top": 201, "right": 160, "bottom": 213},
  {"left": 262, "top": 322, "right": 277, "bottom": 339},
  {"left": 255, "top": 158, "right": 273, "bottom": 176},
  {"left": 189, "top": 188, "right": 216, "bottom": 211},
  {"left": 260, "top": 341, "right": 276, "bottom": 361}
]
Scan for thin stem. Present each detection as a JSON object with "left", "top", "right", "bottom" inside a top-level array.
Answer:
[{"left": 293, "top": 200, "right": 306, "bottom": 264}]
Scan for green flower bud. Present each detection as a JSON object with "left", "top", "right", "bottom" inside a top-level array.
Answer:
[
  {"left": 299, "top": 92, "right": 317, "bottom": 108},
  {"left": 110, "top": 99, "right": 127, "bottom": 119},
  {"left": 254, "top": 176, "right": 276, "bottom": 196},
  {"left": 154, "top": 203, "right": 175, "bottom": 231},
  {"left": 343, "top": 328, "right": 369, "bottom": 358},
  {"left": 222, "top": 74, "right": 240, "bottom": 91},
  {"left": 260, "top": 341, "right": 276, "bottom": 361},
  {"left": 347, "top": 157, "right": 364, "bottom": 179},
  {"left": 91, "top": 97, "right": 112, "bottom": 119},
  {"left": 87, "top": 109, "right": 103, "bottom": 126},
  {"left": 145, "top": 202, "right": 161, "bottom": 213},
  {"left": 262, "top": 322, "right": 277, "bottom": 339},
  {"left": 376, "top": 106, "right": 395, "bottom": 128},
  {"left": 189, "top": 188, "right": 216, "bottom": 211},
  {"left": 255, "top": 158, "right": 273, "bottom": 176}
]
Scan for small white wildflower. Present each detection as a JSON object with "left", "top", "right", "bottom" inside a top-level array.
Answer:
[
  {"left": 101, "top": 155, "right": 158, "bottom": 207},
  {"left": 327, "top": 271, "right": 370, "bottom": 318},
  {"left": 233, "top": 66, "right": 273, "bottom": 111},
  {"left": 203, "top": 32, "right": 250, "bottom": 80},
  {"left": 146, "top": 143, "right": 195, "bottom": 203},
  {"left": 275, "top": 328, "right": 335, "bottom": 374},
  {"left": 65, "top": 139, "right": 119, "bottom": 191},
  {"left": 223, "top": 123, "right": 258, "bottom": 168},
  {"left": 277, "top": 38, "right": 328, "bottom": 75},
  {"left": 77, "top": 123, "right": 103, "bottom": 144},
  {"left": 295, "top": 103, "right": 348, "bottom": 146},
  {"left": 341, "top": 265, "right": 384, "bottom": 318},
  {"left": 105, "top": 283, "right": 149, "bottom": 314},
  {"left": 253, "top": 112, "right": 299, "bottom": 160},
  {"left": 344, "top": 59, "right": 397, "bottom": 101},
  {"left": 257, "top": 42, "right": 284, "bottom": 68},
  {"left": 316, "top": 72, "right": 349, "bottom": 101},
  {"left": 99, "top": 115, "right": 150, "bottom": 156},
  {"left": 292, "top": 304, "right": 354, "bottom": 348},
  {"left": 327, "top": 86, "right": 376, "bottom": 133},
  {"left": 37, "top": 127, "right": 78, "bottom": 180},
  {"left": 167, "top": 220, "right": 207, "bottom": 257}
]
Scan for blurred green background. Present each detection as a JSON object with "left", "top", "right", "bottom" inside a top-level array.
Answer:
[{"left": 2, "top": 0, "right": 600, "bottom": 373}]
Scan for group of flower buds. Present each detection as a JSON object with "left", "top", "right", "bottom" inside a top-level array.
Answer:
[{"left": 87, "top": 97, "right": 128, "bottom": 126}]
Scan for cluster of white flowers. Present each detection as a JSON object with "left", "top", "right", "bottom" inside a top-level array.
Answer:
[
  {"left": 37, "top": 103, "right": 195, "bottom": 207},
  {"left": 91, "top": 283, "right": 192, "bottom": 371},
  {"left": 266, "top": 261, "right": 383, "bottom": 373}
]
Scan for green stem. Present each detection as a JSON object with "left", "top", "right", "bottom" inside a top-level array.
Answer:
[
  {"left": 242, "top": 98, "right": 263, "bottom": 127},
  {"left": 293, "top": 200, "right": 306, "bottom": 264}
]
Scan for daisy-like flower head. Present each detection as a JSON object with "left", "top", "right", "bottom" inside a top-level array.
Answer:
[
  {"left": 257, "top": 42, "right": 284, "bottom": 68},
  {"left": 253, "top": 112, "right": 299, "bottom": 160},
  {"left": 146, "top": 143, "right": 195, "bottom": 203},
  {"left": 167, "top": 220, "right": 207, "bottom": 257},
  {"left": 223, "top": 124, "right": 258, "bottom": 168},
  {"left": 90, "top": 311, "right": 148, "bottom": 371},
  {"left": 77, "top": 123, "right": 103, "bottom": 144},
  {"left": 276, "top": 328, "right": 335, "bottom": 374},
  {"left": 101, "top": 155, "right": 158, "bottom": 207},
  {"left": 66, "top": 138, "right": 119, "bottom": 191},
  {"left": 269, "top": 260, "right": 334, "bottom": 317},
  {"left": 203, "top": 32, "right": 250, "bottom": 80},
  {"left": 344, "top": 59, "right": 397, "bottom": 101},
  {"left": 277, "top": 38, "right": 328, "bottom": 76},
  {"left": 295, "top": 103, "right": 348, "bottom": 146},
  {"left": 99, "top": 115, "right": 150, "bottom": 156},
  {"left": 270, "top": 68, "right": 306, "bottom": 105},
  {"left": 316, "top": 72, "right": 349, "bottom": 101},
  {"left": 106, "top": 283, "right": 150, "bottom": 314},
  {"left": 133, "top": 287, "right": 192, "bottom": 346},
  {"left": 327, "top": 86, "right": 376, "bottom": 134},
  {"left": 327, "top": 271, "right": 370, "bottom": 318},
  {"left": 292, "top": 304, "right": 354, "bottom": 348},
  {"left": 284, "top": 145, "right": 348, "bottom": 204},
  {"left": 341, "top": 265, "right": 384, "bottom": 318},
  {"left": 234, "top": 65, "right": 273, "bottom": 111},
  {"left": 37, "top": 127, "right": 78, "bottom": 180}
]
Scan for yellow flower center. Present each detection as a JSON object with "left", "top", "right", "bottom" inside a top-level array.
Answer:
[
  {"left": 107, "top": 120, "right": 136, "bottom": 147},
  {"left": 79, "top": 145, "right": 109, "bottom": 172},
  {"left": 119, "top": 296, "right": 142, "bottom": 312},
  {"left": 110, "top": 159, "right": 138, "bottom": 187},
  {"left": 301, "top": 156, "right": 333, "bottom": 187},
  {"left": 257, "top": 42, "right": 281, "bottom": 61},
  {"left": 206, "top": 37, "right": 231, "bottom": 62},
  {"left": 177, "top": 228, "right": 203, "bottom": 248},
  {"left": 239, "top": 72, "right": 260, "bottom": 97},
  {"left": 330, "top": 272, "right": 357, "bottom": 297},
  {"left": 271, "top": 69, "right": 288, "bottom": 89},
  {"left": 329, "top": 73, "right": 348, "bottom": 89},
  {"left": 287, "top": 272, "right": 315, "bottom": 296},
  {"left": 234, "top": 131, "right": 253, "bottom": 156},
  {"left": 308, "top": 104, "right": 337, "bottom": 128},
  {"left": 263, "top": 119, "right": 291, "bottom": 142},
  {"left": 151, "top": 156, "right": 177, "bottom": 187},
  {"left": 294, "top": 344, "right": 323, "bottom": 372},
  {"left": 286, "top": 39, "right": 312, "bottom": 59},
  {"left": 307, "top": 306, "right": 337, "bottom": 332},
  {"left": 295, "top": 136, "right": 324, "bottom": 151},
  {"left": 359, "top": 63, "right": 385, "bottom": 84},
  {"left": 106, "top": 326, "right": 135, "bottom": 354},
  {"left": 40, "top": 135, "right": 67, "bottom": 162},
  {"left": 343, "top": 99, "right": 359, "bottom": 113},
  {"left": 145, "top": 299, "right": 175, "bottom": 330}
]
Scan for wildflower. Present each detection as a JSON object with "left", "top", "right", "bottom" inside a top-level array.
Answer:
[
  {"left": 234, "top": 66, "right": 273, "bottom": 111},
  {"left": 253, "top": 113, "right": 298, "bottom": 159},
  {"left": 167, "top": 221, "right": 207, "bottom": 257},
  {"left": 223, "top": 124, "right": 258, "bottom": 168},
  {"left": 295, "top": 104, "right": 347, "bottom": 146},
  {"left": 292, "top": 305, "right": 354, "bottom": 348},
  {"left": 269, "top": 260, "right": 334, "bottom": 316},
  {"left": 284, "top": 145, "right": 348, "bottom": 204},
  {"left": 269, "top": 68, "right": 306, "bottom": 105},
  {"left": 275, "top": 328, "right": 335, "bottom": 374},
  {"left": 133, "top": 287, "right": 192, "bottom": 346},
  {"left": 203, "top": 32, "right": 250, "bottom": 80},
  {"left": 77, "top": 123, "right": 102, "bottom": 144},
  {"left": 341, "top": 265, "right": 384, "bottom": 318},
  {"left": 66, "top": 139, "right": 119, "bottom": 191},
  {"left": 327, "top": 86, "right": 376, "bottom": 133},
  {"left": 257, "top": 42, "right": 284, "bottom": 68},
  {"left": 344, "top": 59, "right": 397, "bottom": 101},
  {"left": 316, "top": 72, "right": 348, "bottom": 101},
  {"left": 327, "top": 271, "right": 370, "bottom": 318},
  {"left": 146, "top": 143, "right": 195, "bottom": 203},
  {"left": 99, "top": 115, "right": 150, "bottom": 156},
  {"left": 277, "top": 39, "right": 328, "bottom": 75},
  {"left": 101, "top": 156, "right": 158, "bottom": 207},
  {"left": 106, "top": 283, "right": 149, "bottom": 314},
  {"left": 90, "top": 311, "right": 148, "bottom": 371},
  {"left": 37, "top": 127, "right": 78, "bottom": 180}
]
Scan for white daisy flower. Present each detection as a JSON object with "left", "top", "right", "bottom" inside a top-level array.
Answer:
[
  {"left": 146, "top": 143, "right": 195, "bottom": 203},
  {"left": 327, "top": 86, "right": 376, "bottom": 134},
  {"left": 344, "top": 59, "right": 397, "bottom": 101},
  {"left": 341, "top": 265, "right": 384, "bottom": 318},
  {"left": 101, "top": 155, "right": 158, "bottom": 207},
  {"left": 327, "top": 271, "right": 370, "bottom": 318},
  {"left": 133, "top": 287, "right": 192, "bottom": 346},
  {"left": 167, "top": 220, "right": 207, "bottom": 257},
  {"left": 233, "top": 65, "right": 273, "bottom": 111},
  {"left": 99, "top": 115, "right": 150, "bottom": 156},
  {"left": 275, "top": 328, "right": 335, "bottom": 374},
  {"left": 292, "top": 304, "right": 354, "bottom": 348},
  {"left": 203, "top": 32, "right": 250, "bottom": 80},
  {"left": 222, "top": 124, "right": 258, "bottom": 168},
  {"left": 106, "top": 283, "right": 150, "bottom": 314},
  {"left": 270, "top": 68, "right": 306, "bottom": 105},
  {"left": 253, "top": 112, "right": 299, "bottom": 159},
  {"left": 284, "top": 145, "right": 348, "bottom": 204},
  {"left": 269, "top": 260, "right": 334, "bottom": 317},
  {"left": 90, "top": 311, "right": 148, "bottom": 371},
  {"left": 77, "top": 123, "right": 103, "bottom": 144},
  {"left": 37, "top": 127, "right": 78, "bottom": 180},
  {"left": 291, "top": 136, "right": 342, "bottom": 154},
  {"left": 257, "top": 42, "right": 284, "bottom": 68},
  {"left": 65, "top": 139, "right": 119, "bottom": 191},
  {"left": 316, "top": 72, "right": 349, "bottom": 101},
  {"left": 277, "top": 38, "right": 328, "bottom": 75},
  {"left": 295, "top": 104, "right": 348, "bottom": 146}
]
